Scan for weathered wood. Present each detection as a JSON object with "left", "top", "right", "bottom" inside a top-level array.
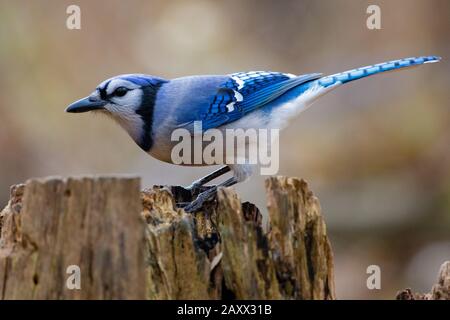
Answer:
[
  {"left": 265, "top": 177, "right": 335, "bottom": 299},
  {"left": 1, "top": 175, "right": 335, "bottom": 300},
  {"left": 143, "top": 176, "right": 335, "bottom": 299},
  {"left": 142, "top": 187, "right": 211, "bottom": 299},
  {"left": 396, "top": 261, "right": 450, "bottom": 300},
  {"left": 0, "top": 176, "right": 146, "bottom": 299}
]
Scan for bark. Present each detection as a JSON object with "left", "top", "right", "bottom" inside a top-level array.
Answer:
[
  {"left": 143, "top": 176, "right": 335, "bottom": 299},
  {"left": 0, "top": 176, "right": 146, "bottom": 299},
  {"left": 0, "top": 175, "right": 335, "bottom": 300}
]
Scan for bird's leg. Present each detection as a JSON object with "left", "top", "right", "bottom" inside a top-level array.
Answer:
[
  {"left": 184, "top": 177, "right": 238, "bottom": 213},
  {"left": 186, "top": 165, "right": 231, "bottom": 193}
]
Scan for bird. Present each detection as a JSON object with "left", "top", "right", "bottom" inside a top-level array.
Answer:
[{"left": 66, "top": 55, "right": 441, "bottom": 212}]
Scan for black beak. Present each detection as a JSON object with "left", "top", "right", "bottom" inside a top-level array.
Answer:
[{"left": 66, "top": 96, "right": 106, "bottom": 113}]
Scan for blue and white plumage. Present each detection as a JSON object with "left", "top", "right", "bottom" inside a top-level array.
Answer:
[{"left": 66, "top": 55, "right": 441, "bottom": 212}]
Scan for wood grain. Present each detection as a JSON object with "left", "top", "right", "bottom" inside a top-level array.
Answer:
[
  {"left": 0, "top": 176, "right": 145, "bottom": 299},
  {"left": 1, "top": 175, "right": 336, "bottom": 300}
]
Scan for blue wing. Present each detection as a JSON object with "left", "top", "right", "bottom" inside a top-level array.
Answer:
[{"left": 198, "top": 71, "right": 321, "bottom": 130}]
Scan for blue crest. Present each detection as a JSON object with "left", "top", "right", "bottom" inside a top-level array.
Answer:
[{"left": 120, "top": 74, "right": 167, "bottom": 87}]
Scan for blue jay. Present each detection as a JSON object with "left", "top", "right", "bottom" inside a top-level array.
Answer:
[{"left": 66, "top": 55, "right": 440, "bottom": 212}]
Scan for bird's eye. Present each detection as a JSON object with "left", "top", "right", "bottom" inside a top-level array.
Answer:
[{"left": 113, "top": 87, "right": 128, "bottom": 97}]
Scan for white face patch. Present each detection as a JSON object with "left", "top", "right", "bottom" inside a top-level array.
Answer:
[
  {"left": 103, "top": 78, "right": 140, "bottom": 95},
  {"left": 94, "top": 77, "right": 146, "bottom": 142},
  {"left": 97, "top": 78, "right": 143, "bottom": 113},
  {"left": 105, "top": 103, "right": 145, "bottom": 142},
  {"left": 107, "top": 88, "right": 143, "bottom": 110}
]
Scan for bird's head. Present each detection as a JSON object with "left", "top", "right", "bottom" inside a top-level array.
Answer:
[{"left": 66, "top": 74, "right": 167, "bottom": 150}]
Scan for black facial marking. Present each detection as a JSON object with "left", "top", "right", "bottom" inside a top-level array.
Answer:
[
  {"left": 98, "top": 79, "right": 112, "bottom": 100},
  {"left": 135, "top": 80, "right": 167, "bottom": 152}
]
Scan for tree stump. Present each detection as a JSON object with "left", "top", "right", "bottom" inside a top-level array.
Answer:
[
  {"left": 143, "top": 176, "right": 335, "bottom": 299},
  {"left": 0, "top": 175, "right": 335, "bottom": 299},
  {"left": 396, "top": 261, "right": 450, "bottom": 300},
  {"left": 0, "top": 176, "right": 146, "bottom": 299}
]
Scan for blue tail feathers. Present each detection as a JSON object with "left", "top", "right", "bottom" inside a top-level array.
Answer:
[{"left": 318, "top": 55, "right": 441, "bottom": 88}]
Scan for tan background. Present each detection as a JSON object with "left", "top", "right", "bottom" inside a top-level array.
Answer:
[{"left": 0, "top": 0, "right": 449, "bottom": 299}]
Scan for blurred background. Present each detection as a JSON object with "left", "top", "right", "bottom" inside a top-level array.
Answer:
[{"left": 0, "top": 0, "right": 448, "bottom": 299}]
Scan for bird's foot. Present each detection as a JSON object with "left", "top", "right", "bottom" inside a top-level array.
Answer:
[
  {"left": 186, "top": 181, "right": 203, "bottom": 196},
  {"left": 183, "top": 187, "right": 217, "bottom": 213}
]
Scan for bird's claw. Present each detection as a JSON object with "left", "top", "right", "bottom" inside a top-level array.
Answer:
[
  {"left": 186, "top": 181, "right": 203, "bottom": 195},
  {"left": 183, "top": 189, "right": 216, "bottom": 213}
]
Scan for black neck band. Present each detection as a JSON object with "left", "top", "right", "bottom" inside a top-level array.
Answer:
[{"left": 136, "top": 81, "right": 166, "bottom": 151}]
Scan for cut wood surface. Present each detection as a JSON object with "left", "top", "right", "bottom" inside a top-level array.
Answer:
[{"left": 0, "top": 175, "right": 335, "bottom": 299}]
